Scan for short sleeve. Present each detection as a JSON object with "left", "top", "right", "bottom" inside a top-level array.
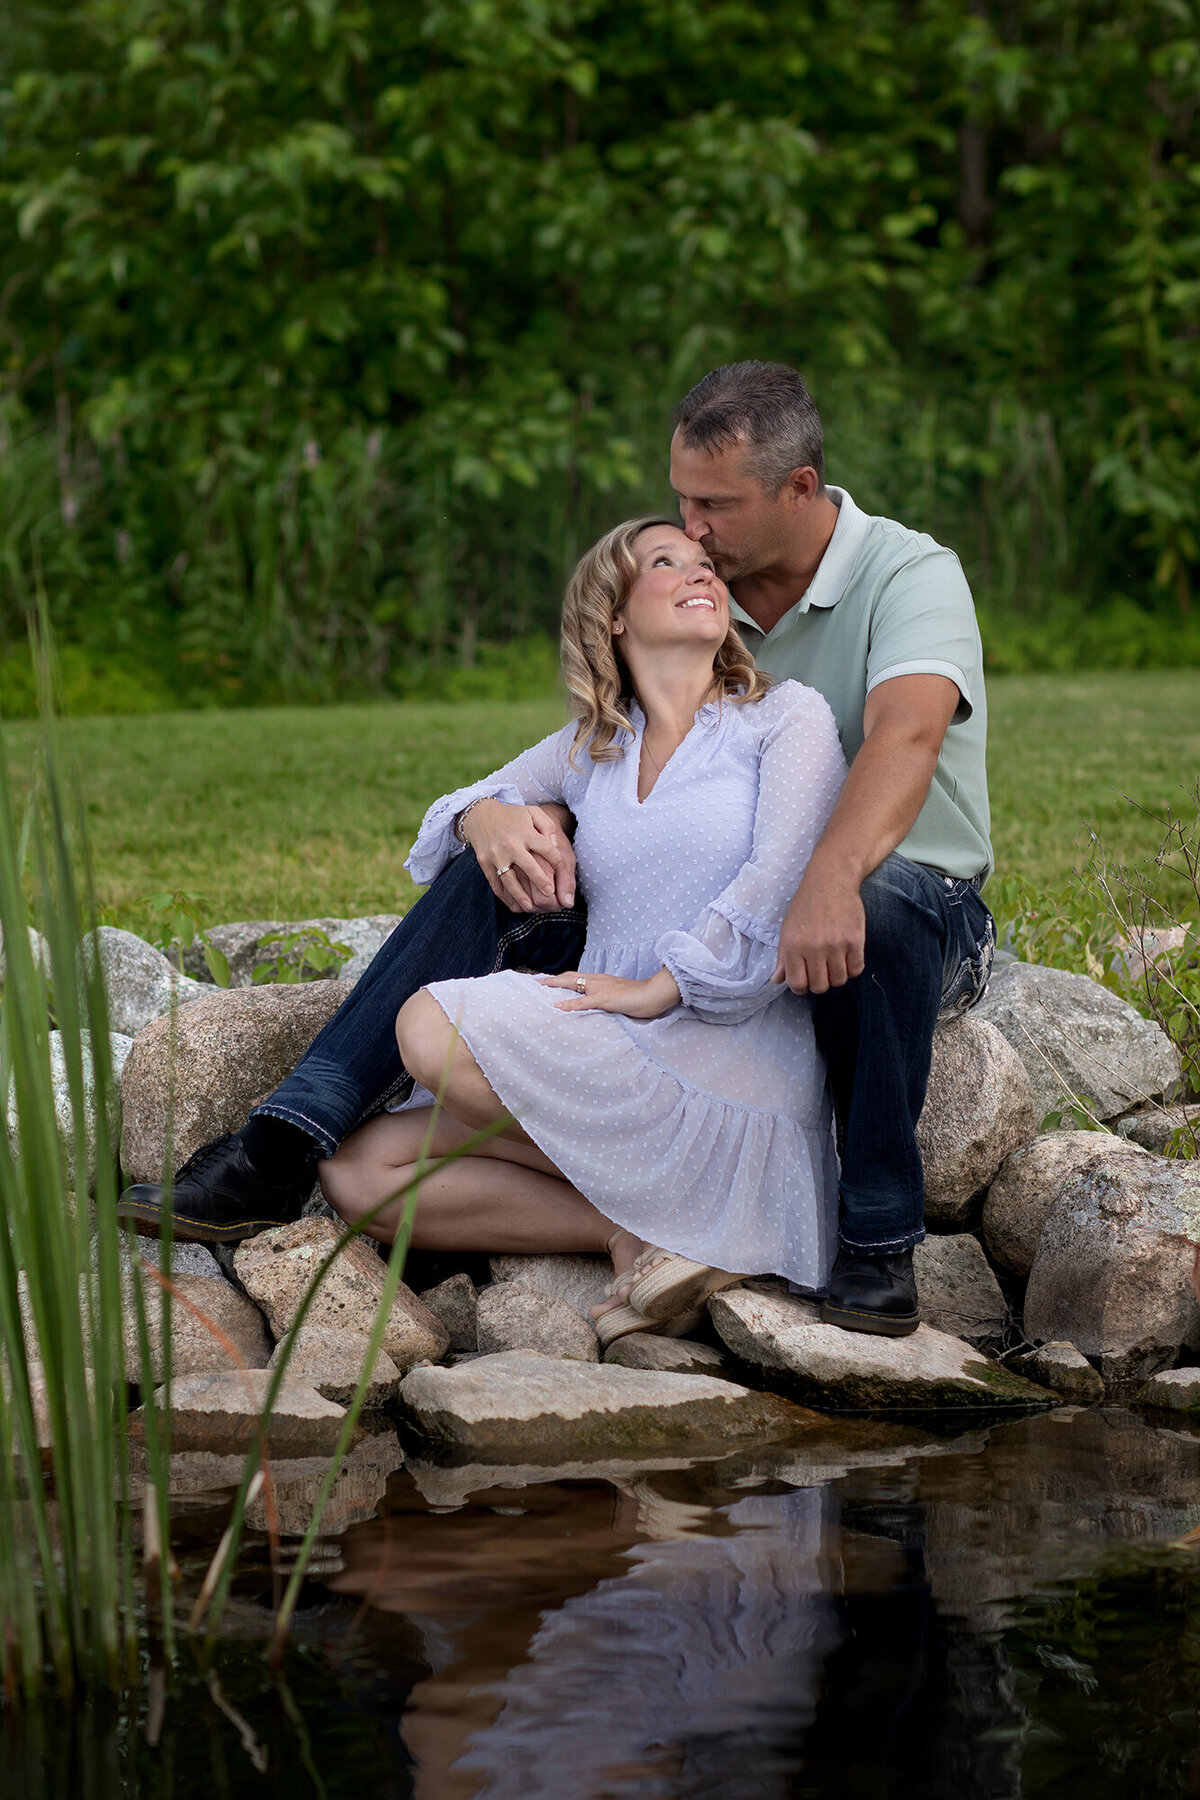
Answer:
[{"left": 864, "top": 548, "right": 981, "bottom": 722}]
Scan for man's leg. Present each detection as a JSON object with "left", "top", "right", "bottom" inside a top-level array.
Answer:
[
  {"left": 116, "top": 851, "right": 587, "bottom": 1241},
  {"left": 813, "top": 855, "right": 994, "bottom": 1335}
]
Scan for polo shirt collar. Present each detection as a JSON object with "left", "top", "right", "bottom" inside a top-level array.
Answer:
[{"left": 728, "top": 485, "right": 870, "bottom": 637}]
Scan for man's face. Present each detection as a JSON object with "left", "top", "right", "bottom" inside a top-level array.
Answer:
[{"left": 668, "top": 430, "right": 794, "bottom": 582}]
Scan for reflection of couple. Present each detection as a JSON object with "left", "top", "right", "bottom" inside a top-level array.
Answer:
[{"left": 118, "top": 360, "right": 995, "bottom": 1338}]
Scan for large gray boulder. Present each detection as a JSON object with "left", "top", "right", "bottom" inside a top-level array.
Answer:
[
  {"left": 1023, "top": 1148, "right": 1200, "bottom": 1381},
  {"left": 981, "top": 1131, "right": 1149, "bottom": 1277},
  {"left": 88, "top": 926, "right": 209, "bottom": 1037},
  {"left": 476, "top": 1283, "right": 599, "bottom": 1361},
  {"left": 0, "top": 924, "right": 50, "bottom": 983},
  {"left": 488, "top": 1252, "right": 612, "bottom": 1322},
  {"left": 267, "top": 1325, "right": 402, "bottom": 1408},
  {"left": 7, "top": 1028, "right": 133, "bottom": 1195},
  {"left": 120, "top": 980, "right": 352, "bottom": 1180},
  {"left": 917, "top": 1018, "right": 1037, "bottom": 1225},
  {"left": 138, "top": 1370, "right": 348, "bottom": 1456},
  {"left": 398, "top": 1349, "right": 809, "bottom": 1461},
  {"left": 974, "top": 960, "right": 1180, "bottom": 1124},
  {"left": 185, "top": 915, "right": 401, "bottom": 988},
  {"left": 708, "top": 1285, "right": 1053, "bottom": 1412},
  {"left": 912, "top": 1234, "right": 1009, "bottom": 1350},
  {"left": 234, "top": 1217, "right": 449, "bottom": 1371}
]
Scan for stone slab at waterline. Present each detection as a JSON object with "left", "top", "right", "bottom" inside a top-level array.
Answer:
[
  {"left": 234, "top": 1217, "right": 449, "bottom": 1370},
  {"left": 267, "top": 1325, "right": 402, "bottom": 1408},
  {"left": 916, "top": 1017, "right": 1036, "bottom": 1226},
  {"left": 398, "top": 1349, "right": 813, "bottom": 1461},
  {"left": 1023, "top": 1148, "right": 1200, "bottom": 1379},
  {"left": 974, "top": 960, "right": 1180, "bottom": 1123},
  {"left": 981, "top": 1130, "right": 1150, "bottom": 1277},
  {"left": 708, "top": 1286, "right": 1055, "bottom": 1412},
  {"left": 120, "top": 979, "right": 353, "bottom": 1180},
  {"left": 1009, "top": 1341, "right": 1106, "bottom": 1403},
  {"left": 136, "top": 1370, "right": 348, "bottom": 1456},
  {"left": 1134, "top": 1367, "right": 1200, "bottom": 1413}
]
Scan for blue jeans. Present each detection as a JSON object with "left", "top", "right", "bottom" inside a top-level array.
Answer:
[{"left": 254, "top": 848, "right": 993, "bottom": 1255}]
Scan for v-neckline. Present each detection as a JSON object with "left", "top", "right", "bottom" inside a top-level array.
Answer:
[{"left": 631, "top": 703, "right": 713, "bottom": 806}]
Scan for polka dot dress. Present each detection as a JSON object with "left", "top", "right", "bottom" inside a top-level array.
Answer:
[{"left": 401, "top": 681, "right": 847, "bottom": 1289}]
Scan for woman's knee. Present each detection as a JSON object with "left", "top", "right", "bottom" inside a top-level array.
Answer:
[{"left": 397, "top": 989, "right": 452, "bottom": 1089}]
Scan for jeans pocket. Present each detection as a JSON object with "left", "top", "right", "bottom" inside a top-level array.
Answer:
[{"left": 937, "top": 891, "right": 996, "bottom": 1022}]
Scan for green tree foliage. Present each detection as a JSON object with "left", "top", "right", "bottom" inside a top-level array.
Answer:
[{"left": 1, "top": 0, "right": 1198, "bottom": 705}]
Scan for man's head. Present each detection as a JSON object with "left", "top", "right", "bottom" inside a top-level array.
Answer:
[{"left": 669, "top": 362, "right": 827, "bottom": 581}]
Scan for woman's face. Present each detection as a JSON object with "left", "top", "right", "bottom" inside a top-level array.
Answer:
[{"left": 616, "top": 525, "right": 730, "bottom": 656}]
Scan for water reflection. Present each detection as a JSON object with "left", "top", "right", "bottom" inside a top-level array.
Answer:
[{"left": 5, "top": 1408, "right": 1200, "bottom": 1797}]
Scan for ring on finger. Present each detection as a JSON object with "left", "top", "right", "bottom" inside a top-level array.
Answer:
[
  {"left": 574, "top": 975, "right": 587, "bottom": 995},
  {"left": 495, "top": 864, "right": 512, "bottom": 877}
]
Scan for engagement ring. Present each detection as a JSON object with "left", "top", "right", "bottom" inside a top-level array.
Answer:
[
  {"left": 575, "top": 976, "right": 588, "bottom": 995},
  {"left": 495, "top": 864, "right": 512, "bottom": 877}
]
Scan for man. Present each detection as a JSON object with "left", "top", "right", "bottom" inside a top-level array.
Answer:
[{"left": 118, "top": 361, "right": 994, "bottom": 1337}]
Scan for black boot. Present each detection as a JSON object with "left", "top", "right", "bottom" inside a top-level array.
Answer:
[
  {"left": 116, "top": 1124, "right": 317, "bottom": 1244},
  {"left": 820, "top": 1244, "right": 919, "bottom": 1337}
]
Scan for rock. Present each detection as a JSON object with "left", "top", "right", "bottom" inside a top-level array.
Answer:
[
  {"left": 0, "top": 924, "right": 50, "bottom": 983},
  {"left": 708, "top": 1286, "right": 1054, "bottom": 1411},
  {"left": 418, "top": 1272, "right": 478, "bottom": 1352},
  {"left": 476, "top": 1284, "right": 599, "bottom": 1362},
  {"left": 234, "top": 1217, "right": 449, "bottom": 1371},
  {"left": 120, "top": 980, "right": 353, "bottom": 1181},
  {"left": 185, "top": 915, "right": 401, "bottom": 987},
  {"left": 981, "top": 1130, "right": 1148, "bottom": 1277},
  {"left": 267, "top": 1326, "right": 402, "bottom": 1408},
  {"left": 974, "top": 960, "right": 1181, "bottom": 1124},
  {"left": 488, "top": 1252, "right": 612, "bottom": 1322},
  {"left": 913, "top": 1235, "right": 1010, "bottom": 1350},
  {"left": 88, "top": 926, "right": 209, "bottom": 1037},
  {"left": 109, "top": 1230, "right": 224, "bottom": 1283},
  {"left": 7, "top": 1028, "right": 133, "bottom": 1195},
  {"left": 398, "top": 1350, "right": 812, "bottom": 1461},
  {"left": 138, "top": 1370, "right": 347, "bottom": 1456},
  {"left": 1024, "top": 1150, "right": 1200, "bottom": 1379},
  {"left": 1134, "top": 1367, "right": 1200, "bottom": 1413},
  {"left": 245, "top": 1433, "right": 402, "bottom": 1538},
  {"left": 1009, "top": 1341, "right": 1105, "bottom": 1403},
  {"left": 1116, "top": 1105, "right": 1199, "bottom": 1157},
  {"left": 121, "top": 1269, "right": 272, "bottom": 1381},
  {"left": 604, "top": 1334, "right": 732, "bottom": 1377},
  {"left": 917, "top": 1017, "right": 1037, "bottom": 1225}
]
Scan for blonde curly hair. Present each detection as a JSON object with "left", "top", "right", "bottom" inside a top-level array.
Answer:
[{"left": 561, "top": 516, "right": 771, "bottom": 765}]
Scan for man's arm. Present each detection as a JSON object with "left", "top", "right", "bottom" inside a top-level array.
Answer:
[
  {"left": 772, "top": 674, "right": 960, "bottom": 994},
  {"left": 459, "top": 798, "right": 578, "bottom": 913}
]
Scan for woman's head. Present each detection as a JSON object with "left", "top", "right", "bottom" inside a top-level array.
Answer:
[{"left": 561, "top": 517, "right": 770, "bottom": 763}]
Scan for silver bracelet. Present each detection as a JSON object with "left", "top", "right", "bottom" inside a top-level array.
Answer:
[{"left": 454, "top": 796, "right": 491, "bottom": 844}]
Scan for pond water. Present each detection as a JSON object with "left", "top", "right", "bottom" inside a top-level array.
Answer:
[{"left": 4, "top": 1405, "right": 1200, "bottom": 1799}]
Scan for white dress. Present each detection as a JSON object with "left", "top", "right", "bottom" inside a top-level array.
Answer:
[{"left": 401, "top": 679, "right": 847, "bottom": 1290}]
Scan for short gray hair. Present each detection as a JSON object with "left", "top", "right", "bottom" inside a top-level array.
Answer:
[{"left": 675, "top": 361, "right": 825, "bottom": 493}]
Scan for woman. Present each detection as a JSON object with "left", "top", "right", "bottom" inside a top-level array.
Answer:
[{"left": 320, "top": 517, "right": 846, "bottom": 1342}]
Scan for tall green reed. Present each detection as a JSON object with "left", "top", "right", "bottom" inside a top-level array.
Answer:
[{"left": 0, "top": 633, "right": 176, "bottom": 1697}]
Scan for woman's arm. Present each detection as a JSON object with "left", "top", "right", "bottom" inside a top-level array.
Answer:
[
  {"left": 404, "top": 726, "right": 579, "bottom": 890},
  {"left": 655, "top": 686, "right": 847, "bottom": 1024}
]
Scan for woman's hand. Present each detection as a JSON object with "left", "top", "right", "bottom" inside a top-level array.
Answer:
[
  {"left": 540, "top": 967, "right": 681, "bottom": 1019},
  {"left": 459, "top": 798, "right": 577, "bottom": 913}
]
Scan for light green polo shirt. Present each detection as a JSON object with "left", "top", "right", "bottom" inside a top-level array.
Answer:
[{"left": 730, "top": 486, "right": 993, "bottom": 881}]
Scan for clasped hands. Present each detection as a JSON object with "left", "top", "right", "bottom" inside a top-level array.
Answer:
[{"left": 458, "top": 797, "right": 578, "bottom": 913}]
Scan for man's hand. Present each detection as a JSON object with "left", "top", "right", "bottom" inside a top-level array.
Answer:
[
  {"left": 772, "top": 865, "right": 866, "bottom": 995},
  {"left": 540, "top": 966, "right": 680, "bottom": 1019},
  {"left": 459, "top": 798, "right": 577, "bottom": 913}
]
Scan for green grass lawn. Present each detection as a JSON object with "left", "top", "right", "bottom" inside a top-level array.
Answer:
[{"left": 5, "top": 671, "right": 1198, "bottom": 939}]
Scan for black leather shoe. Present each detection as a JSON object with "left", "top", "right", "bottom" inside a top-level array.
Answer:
[
  {"left": 819, "top": 1245, "right": 920, "bottom": 1337},
  {"left": 115, "top": 1133, "right": 312, "bottom": 1244}
]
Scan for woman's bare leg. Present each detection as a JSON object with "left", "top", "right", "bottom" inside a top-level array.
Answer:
[{"left": 321, "top": 1106, "right": 646, "bottom": 1287}]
